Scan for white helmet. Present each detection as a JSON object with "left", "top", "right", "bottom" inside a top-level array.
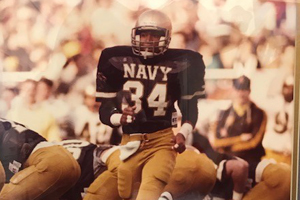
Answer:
[{"left": 131, "top": 10, "right": 172, "bottom": 59}]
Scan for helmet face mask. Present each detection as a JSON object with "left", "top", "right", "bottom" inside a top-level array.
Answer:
[
  {"left": 131, "top": 10, "right": 172, "bottom": 59},
  {"left": 131, "top": 26, "right": 170, "bottom": 58}
]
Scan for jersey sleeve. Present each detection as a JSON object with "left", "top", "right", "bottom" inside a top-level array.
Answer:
[
  {"left": 95, "top": 48, "right": 124, "bottom": 127},
  {"left": 96, "top": 48, "right": 121, "bottom": 102},
  {"left": 178, "top": 52, "right": 206, "bottom": 127},
  {"left": 179, "top": 52, "right": 206, "bottom": 100}
]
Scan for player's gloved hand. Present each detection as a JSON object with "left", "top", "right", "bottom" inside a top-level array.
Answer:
[
  {"left": 172, "top": 133, "right": 186, "bottom": 154},
  {"left": 120, "top": 105, "right": 136, "bottom": 125}
]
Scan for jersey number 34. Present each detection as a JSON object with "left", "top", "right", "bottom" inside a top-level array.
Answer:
[{"left": 123, "top": 80, "right": 168, "bottom": 116}]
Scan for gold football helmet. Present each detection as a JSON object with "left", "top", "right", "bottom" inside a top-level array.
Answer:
[{"left": 131, "top": 10, "right": 172, "bottom": 59}]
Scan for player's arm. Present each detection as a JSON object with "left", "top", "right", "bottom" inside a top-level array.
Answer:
[
  {"left": 99, "top": 97, "right": 136, "bottom": 127},
  {"left": 96, "top": 49, "right": 120, "bottom": 127},
  {"left": 178, "top": 52, "right": 206, "bottom": 138},
  {"left": 176, "top": 52, "right": 206, "bottom": 153},
  {"left": 96, "top": 49, "right": 135, "bottom": 127}
]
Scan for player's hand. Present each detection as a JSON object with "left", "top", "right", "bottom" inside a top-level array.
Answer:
[
  {"left": 171, "top": 133, "right": 186, "bottom": 154},
  {"left": 120, "top": 105, "right": 136, "bottom": 125}
]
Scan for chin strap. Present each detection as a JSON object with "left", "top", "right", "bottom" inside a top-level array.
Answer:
[{"left": 143, "top": 48, "right": 148, "bottom": 59}]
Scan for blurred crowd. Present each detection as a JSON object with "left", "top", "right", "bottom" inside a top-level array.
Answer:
[{"left": 0, "top": 0, "right": 296, "bottom": 164}]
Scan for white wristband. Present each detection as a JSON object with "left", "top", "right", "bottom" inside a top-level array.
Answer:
[
  {"left": 110, "top": 113, "right": 122, "bottom": 126},
  {"left": 159, "top": 192, "right": 173, "bottom": 200},
  {"left": 232, "top": 191, "right": 243, "bottom": 200},
  {"left": 179, "top": 123, "right": 193, "bottom": 139}
]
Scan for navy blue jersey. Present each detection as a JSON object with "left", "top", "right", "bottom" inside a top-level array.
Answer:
[
  {"left": 0, "top": 118, "right": 46, "bottom": 182},
  {"left": 96, "top": 46, "right": 206, "bottom": 134}
]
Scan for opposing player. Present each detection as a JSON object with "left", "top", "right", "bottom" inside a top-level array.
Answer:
[
  {"left": 185, "top": 131, "right": 291, "bottom": 200},
  {"left": 0, "top": 118, "right": 81, "bottom": 200},
  {"left": 96, "top": 9, "right": 206, "bottom": 199},
  {"left": 58, "top": 140, "right": 119, "bottom": 200}
]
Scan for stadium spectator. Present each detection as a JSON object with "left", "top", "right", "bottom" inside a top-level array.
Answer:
[
  {"left": 211, "top": 76, "right": 267, "bottom": 163},
  {"left": 260, "top": 75, "right": 294, "bottom": 165},
  {"left": 35, "top": 77, "right": 74, "bottom": 139},
  {"left": 72, "top": 85, "right": 113, "bottom": 144},
  {"left": 6, "top": 79, "right": 61, "bottom": 142}
]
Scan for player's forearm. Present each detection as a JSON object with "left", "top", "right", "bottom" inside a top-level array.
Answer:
[
  {"left": 178, "top": 98, "right": 198, "bottom": 138},
  {"left": 99, "top": 100, "right": 121, "bottom": 128}
]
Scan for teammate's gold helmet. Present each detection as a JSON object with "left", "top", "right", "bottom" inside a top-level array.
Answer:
[{"left": 131, "top": 10, "right": 172, "bottom": 59}]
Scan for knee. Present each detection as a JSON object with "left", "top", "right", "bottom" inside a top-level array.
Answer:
[
  {"left": 227, "top": 159, "right": 249, "bottom": 179},
  {"left": 194, "top": 156, "right": 217, "bottom": 194},
  {"left": 235, "top": 159, "right": 249, "bottom": 177},
  {"left": 264, "top": 163, "right": 291, "bottom": 190},
  {"left": 170, "top": 171, "right": 187, "bottom": 186}
]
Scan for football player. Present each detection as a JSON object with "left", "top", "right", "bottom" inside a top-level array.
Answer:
[
  {"left": 0, "top": 118, "right": 81, "bottom": 200},
  {"left": 96, "top": 9, "right": 206, "bottom": 200},
  {"left": 58, "top": 140, "right": 119, "bottom": 200},
  {"left": 181, "top": 131, "right": 291, "bottom": 200},
  {"left": 55, "top": 140, "right": 216, "bottom": 200},
  {"left": 67, "top": 138, "right": 289, "bottom": 200}
]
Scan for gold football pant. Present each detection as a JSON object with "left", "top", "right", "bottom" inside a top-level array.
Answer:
[
  {"left": 163, "top": 149, "right": 217, "bottom": 198},
  {"left": 118, "top": 128, "right": 177, "bottom": 200},
  {"left": 84, "top": 150, "right": 122, "bottom": 200},
  {"left": 0, "top": 145, "right": 81, "bottom": 200},
  {"left": 0, "top": 161, "right": 5, "bottom": 191},
  {"left": 263, "top": 149, "right": 291, "bottom": 165},
  {"left": 243, "top": 163, "right": 291, "bottom": 200}
]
